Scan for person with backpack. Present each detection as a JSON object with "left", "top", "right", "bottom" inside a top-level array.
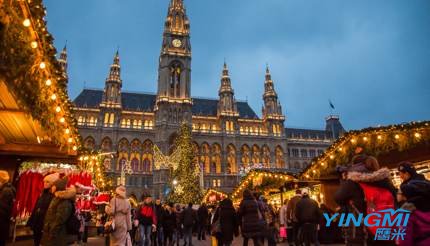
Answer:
[
  {"left": 180, "top": 203, "right": 196, "bottom": 246},
  {"left": 334, "top": 154, "right": 397, "bottom": 245},
  {"left": 295, "top": 188, "right": 321, "bottom": 246},
  {"left": 41, "top": 178, "right": 77, "bottom": 246},
  {"left": 138, "top": 196, "right": 157, "bottom": 246}
]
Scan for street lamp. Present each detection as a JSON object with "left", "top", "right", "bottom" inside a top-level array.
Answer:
[{"left": 172, "top": 179, "right": 178, "bottom": 186}]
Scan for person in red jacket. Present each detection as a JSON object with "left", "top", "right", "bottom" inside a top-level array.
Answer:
[{"left": 138, "top": 196, "right": 157, "bottom": 246}]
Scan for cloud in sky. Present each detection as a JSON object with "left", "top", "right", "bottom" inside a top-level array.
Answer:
[{"left": 45, "top": 0, "right": 430, "bottom": 130}]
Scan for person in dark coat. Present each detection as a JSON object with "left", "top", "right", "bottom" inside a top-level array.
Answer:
[
  {"left": 286, "top": 189, "right": 302, "bottom": 246},
  {"left": 295, "top": 188, "right": 321, "bottom": 246},
  {"left": 238, "top": 189, "right": 263, "bottom": 246},
  {"left": 181, "top": 203, "right": 196, "bottom": 246},
  {"left": 0, "top": 171, "right": 15, "bottom": 246},
  {"left": 213, "top": 198, "right": 239, "bottom": 246},
  {"left": 398, "top": 161, "right": 427, "bottom": 186},
  {"left": 174, "top": 204, "right": 182, "bottom": 246},
  {"left": 41, "top": 178, "right": 76, "bottom": 246},
  {"left": 27, "top": 173, "right": 59, "bottom": 246},
  {"left": 197, "top": 203, "right": 208, "bottom": 240},
  {"left": 318, "top": 203, "right": 338, "bottom": 244},
  {"left": 162, "top": 203, "right": 177, "bottom": 246},
  {"left": 399, "top": 179, "right": 430, "bottom": 246},
  {"left": 334, "top": 155, "right": 397, "bottom": 245},
  {"left": 154, "top": 199, "right": 164, "bottom": 246}
]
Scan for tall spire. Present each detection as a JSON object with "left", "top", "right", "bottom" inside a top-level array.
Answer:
[
  {"left": 58, "top": 44, "right": 68, "bottom": 79},
  {"left": 263, "top": 64, "right": 277, "bottom": 98},
  {"left": 107, "top": 49, "right": 121, "bottom": 83},
  {"left": 218, "top": 62, "right": 238, "bottom": 116},
  {"left": 164, "top": 0, "right": 189, "bottom": 35},
  {"left": 101, "top": 50, "right": 122, "bottom": 108},
  {"left": 262, "top": 65, "right": 283, "bottom": 118}
]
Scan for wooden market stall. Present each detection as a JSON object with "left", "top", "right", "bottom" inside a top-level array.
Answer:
[
  {"left": 300, "top": 121, "right": 430, "bottom": 210},
  {"left": 202, "top": 188, "right": 228, "bottom": 205},
  {"left": 231, "top": 168, "right": 299, "bottom": 208},
  {"left": 1, "top": 0, "right": 82, "bottom": 240}
]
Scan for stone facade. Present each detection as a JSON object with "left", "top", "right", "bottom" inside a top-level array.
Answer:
[{"left": 70, "top": 0, "right": 345, "bottom": 198}]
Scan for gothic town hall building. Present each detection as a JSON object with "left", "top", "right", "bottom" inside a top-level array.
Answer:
[{"left": 70, "top": 0, "right": 345, "bottom": 198}]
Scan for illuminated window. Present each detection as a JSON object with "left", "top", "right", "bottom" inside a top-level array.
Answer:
[{"left": 109, "top": 113, "right": 115, "bottom": 126}]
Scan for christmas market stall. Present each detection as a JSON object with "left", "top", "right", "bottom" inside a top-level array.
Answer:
[
  {"left": 0, "top": 0, "right": 86, "bottom": 240},
  {"left": 231, "top": 168, "right": 299, "bottom": 209},
  {"left": 202, "top": 189, "right": 228, "bottom": 205},
  {"left": 300, "top": 121, "right": 430, "bottom": 210}
]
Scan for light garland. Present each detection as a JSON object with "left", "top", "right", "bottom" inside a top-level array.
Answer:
[
  {"left": 301, "top": 121, "right": 430, "bottom": 179},
  {"left": 231, "top": 169, "right": 297, "bottom": 200},
  {"left": 1, "top": 0, "right": 81, "bottom": 152}
]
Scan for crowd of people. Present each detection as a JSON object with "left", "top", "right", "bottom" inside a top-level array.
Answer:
[{"left": 0, "top": 154, "right": 429, "bottom": 246}]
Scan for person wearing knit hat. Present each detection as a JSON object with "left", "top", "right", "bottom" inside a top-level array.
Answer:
[
  {"left": 398, "top": 161, "right": 426, "bottom": 186},
  {"left": 0, "top": 170, "right": 15, "bottom": 246},
  {"left": 43, "top": 173, "right": 60, "bottom": 189},
  {"left": 41, "top": 177, "right": 76, "bottom": 246},
  {"left": 28, "top": 173, "right": 59, "bottom": 246},
  {"left": 106, "top": 186, "right": 131, "bottom": 245}
]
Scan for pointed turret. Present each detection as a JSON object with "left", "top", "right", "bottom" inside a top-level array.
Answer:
[
  {"left": 58, "top": 44, "right": 68, "bottom": 79},
  {"left": 100, "top": 50, "right": 122, "bottom": 108},
  {"left": 218, "top": 62, "right": 238, "bottom": 116},
  {"left": 164, "top": 0, "right": 189, "bottom": 35},
  {"left": 262, "top": 65, "right": 283, "bottom": 117},
  {"left": 262, "top": 65, "right": 285, "bottom": 136}
]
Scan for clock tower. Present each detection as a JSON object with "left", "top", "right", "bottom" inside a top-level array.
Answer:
[{"left": 155, "top": 0, "right": 192, "bottom": 154}]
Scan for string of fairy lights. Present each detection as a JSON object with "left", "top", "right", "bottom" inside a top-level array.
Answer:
[
  {"left": 231, "top": 170, "right": 297, "bottom": 200},
  {"left": 301, "top": 121, "right": 430, "bottom": 179},
  {"left": 11, "top": 0, "right": 80, "bottom": 150}
]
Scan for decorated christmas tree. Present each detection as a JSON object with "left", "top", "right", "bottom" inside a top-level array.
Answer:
[{"left": 167, "top": 123, "right": 203, "bottom": 204}]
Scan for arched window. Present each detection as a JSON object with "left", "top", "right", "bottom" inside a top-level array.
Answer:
[
  {"left": 252, "top": 145, "right": 260, "bottom": 165},
  {"left": 117, "top": 139, "right": 129, "bottom": 170},
  {"left": 84, "top": 137, "right": 95, "bottom": 150},
  {"left": 275, "top": 146, "right": 285, "bottom": 168},
  {"left": 201, "top": 143, "right": 210, "bottom": 173},
  {"left": 131, "top": 158, "right": 139, "bottom": 172},
  {"left": 241, "top": 145, "right": 250, "bottom": 169},
  {"left": 262, "top": 145, "right": 270, "bottom": 167},
  {"left": 142, "top": 140, "right": 153, "bottom": 173},
  {"left": 227, "top": 144, "right": 236, "bottom": 173},
  {"left": 170, "top": 62, "right": 182, "bottom": 98},
  {"left": 101, "top": 137, "right": 112, "bottom": 152},
  {"left": 212, "top": 144, "right": 221, "bottom": 174}
]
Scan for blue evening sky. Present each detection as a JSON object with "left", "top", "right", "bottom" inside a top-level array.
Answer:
[{"left": 45, "top": 0, "right": 430, "bottom": 130}]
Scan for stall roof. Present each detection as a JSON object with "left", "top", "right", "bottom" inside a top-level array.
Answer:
[
  {"left": 231, "top": 169, "right": 299, "bottom": 201},
  {"left": 301, "top": 121, "right": 430, "bottom": 180},
  {"left": 0, "top": 1, "right": 79, "bottom": 159}
]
